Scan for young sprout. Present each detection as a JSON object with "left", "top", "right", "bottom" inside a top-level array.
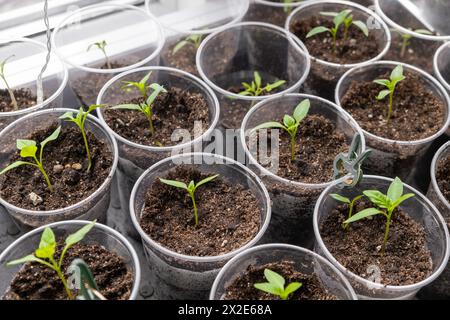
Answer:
[
  {"left": 173, "top": 34, "right": 203, "bottom": 55},
  {"left": 111, "top": 72, "right": 167, "bottom": 135},
  {"left": 239, "top": 71, "right": 286, "bottom": 97},
  {"left": 306, "top": 10, "right": 369, "bottom": 51},
  {"left": 159, "top": 174, "right": 219, "bottom": 227},
  {"left": 344, "top": 177, "right": 415, "bottom": 255},
  {"left": 0, "top": 55, "right": 18, "bottom": 111},
  {"left": 392, "top": 28, "right": 433, "bottom": 58},
  {"left": 330, "top": 194, "right": 363, "bottom": 230},
  {"left": 373, "top": 64, "right": 405, "bottom": 124},
  {"left": 0, "top": 126, "right": 61, "bottom": 192},
  {"left": 60, "top": 105, "right": 104, "bottom": 172},
  {"left": 252, "top": 99, "right": 310, "bottom": 161},
  {"left": 254, "top": 268, "right": 302, "bottom": 300},
  {"left": 87, "top": 40, "right": 111, "bottom": 69},
  {"left": 6, "top": 221, "right": 96, "bottom": 300}
]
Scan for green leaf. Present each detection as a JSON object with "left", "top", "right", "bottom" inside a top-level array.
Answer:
[
  {"left": 252, "top": 121, "right": 286, "bottom": 132},
  {"left": 41, "top": 126, "right": 61, "bottom": 152},
  {"left": 0, "top": 161, "right": 34, "bottom": 175},
  {"left": 376, "top": 90, "right": 391, "bottom": 100},
  {"left": 254, "top": 283, "right": 280, "bottom": 296},
  {"left": 159, "top": 178, "right": 188, "bottom": 190},
  {"left": 283, "top": 115, "right": 296, "bottom": 128},
  {"left": 266, "top": 80, "right": 286, "bottom": 92},
  {"left": 293, "top": 99, "right": 310, "bottom": 123},
  {"left": 363, "top": 190, "right": 390, "bottom": 209},
  {"left": 330, "top": 193, "right": 350, "bottom": 204},
  {"left": 373, "top": 79, "right": 391, "bottom": 87},
  {"left": 264, "top": 269, "right": 285, "bottom": 291},
  {"left": 344, "top": 208, "right": 383, "bottom": 224},
  {"left": 17, "top": 139, "right": 36, "bottom": 150},
  {"left": 173, "top": 41, "right": 189, "bottom": 55},
  {"left": 195, "top": 174, "right": 219, "bottom": 190},
  {"left": 284, "top": 282, "right": 302, "bottom": 297},
  {"left": 387, "top": 177, "right": 403, "bottom": 202},
  {"left": 392, "top": 193, "right": 415, "bottom": 208},
  {"left": 20, "top": 145, "right": 38, "bottom": 159},
  {"left": 65, "top": 221, "right": 96, "bottom": 248},
  {"left": 390, "top": 65, "right": 404, "bottom": 81},
  {"left": 6, "top": 254, "right": 41, "bottom": 266},
  {"left": 59, "top": 111, "right": 75, "bottom": 121},
  {"left": 111, "top": 104, "right": 142, "bottom": 111},
  {"left": 140, "top": 72, "right": 152, "bottom": 87},
  {"left": 35, "top": 227, "right": 56, "bottom": 259},
  {"left": 254, "top": 71, "right": 262, "bottom": 89},
  {"left": 238, "top": 91, "right": 252, "bottom": 96},
  {"left": 353, "top": 20, "right": 369, "bottom": 37},
  {"left": 242, "top": 82, "right": 252, "bottom": 90},
  {"left": 86, "top": 104, "right": 105, "bottom": 114},
  {"left": 334, "top": 9, "right": 352, "bottom": 27},
  {"left": 306, "top": 26, "right": 331, "bottom": 38},
  {"left": 147, "top": 83, "right": 167, "bottom": 106}
]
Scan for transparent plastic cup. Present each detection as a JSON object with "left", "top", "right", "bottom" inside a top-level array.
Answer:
[
  {"left": 240, "top": 93, "right": 365, "bottom": 248},
  {"left": 210, "top": 243, "right": 357, "bottom": 300},
  {"left": 313, "top": 175, "right": 450, "bottom": 300},
  {"left": 0, "top": 38, "right": 68, "bottom": 130},
  {"left": 196, "top": 22, "right": 310, "bottom": 130},
  {"left": 335, "top": 61, "right": 450, "bottom": 185},
  {"left": 244, "top": 1, "right": 304, "bottom": 27},
  {"left": 51, "top": 3, "right": 165, "bottom": 107},
  {"left": 130, "top": 153, "right": 271, "bottom": 300},
  {"left": 0, "top": 108, "right": 118, "bottom": 229},
  {"left": 286, "top": 0, "right": 391, "bottom": 101},
  {"left": 97, "top": 66, "right": 220, "bottom": 239},
  {"left": 435, "top": 42, "right": 450, "bottom": 93},
  {"left": 0, "top": 220, "right": 140, "bottom": 300}
]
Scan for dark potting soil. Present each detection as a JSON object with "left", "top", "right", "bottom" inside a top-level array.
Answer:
[
  {"left": 0, "top": 125, "right": 113, "bottom": 211},
  {"left": 103, "top": 87, "right": 210, "bottom": 147},
  {"left": 244, "top": 2, "right": 293, "bottom": 27},
  {"left": 255, "top": 115, "right": 348, "bottom": 184},
  {"left": 436, "top": 153, "right": 450, "bottom": 203},
  {"left": 0, "top": 88, "right": 37, "bottom": 112},
  {"left": 320, "top": 201, "right": 432, "bottom": 286},
  {"left": 140, "top": 166, "right": 262, "bottom": 257},
  {"left": 340, "top": 71, "right": 446, "bottom": 141},
  {"left": 223, "top": 261, "right": 337, "bottom": 300},
  {"left": 3, "top": 243, "right": 133, "bottom": 300},
  {"left": 162, "top": 38, "right": 200, "bottom": 76},
  {"left": 290, "top": 16, "right": 381, "bottom": 65}
]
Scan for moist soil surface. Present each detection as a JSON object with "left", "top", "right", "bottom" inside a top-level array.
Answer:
[
  {"left": 290, "top": 16, "right": 381, "bottom": 64},
  {"left": 0, "top": 88, "right": 37, "bottom": 112},
  {"left": 103, "top": 87, "right": 210, "bottom": 147},
  {"left": 3, "top": 243, "right": 133, "bottom": 300},
  {"left": 340, "top": 71, "right": 446, "bottom": 141},
  {"left": 0, "top": 124, "right": 113, "bottom": 211},
  {"left": 320, "top": 201, "right": 432, "bottom": 286},
  {"left": 255, "top": 115, "right": 348, "bottom": 184},
  {"left": 223, "top": 261, "right": 337, "bottom": 300},
  {"left": 162, "top": 38, "right": 199, "bottom": 76},
  {"left": 436, "top": 153, "right": 450, "bottom": 203},
  {"left": 140, "top": 166, "right": 261, "bottom": 256}
]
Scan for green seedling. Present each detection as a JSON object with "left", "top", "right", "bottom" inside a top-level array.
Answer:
[
  {"left": 330, "top": 194, "right": 363, "bottom": 229},
  {"left": 69, "top": 259, "right": 106, "bottom": 300},
  {"left": 111, "top": 72, "right": 167, "bottom": 135},
  {"left": 254, "top": 268, "right": 302, "bottom": 300},
  {"left": 239, "top": 71, "right": 286, "bottom": 97},
  {"left": 283, "top": 0, "right": 294, "bottom": 13},
  {"left": 392, "top": 28, "right": 433, "bottom": 58},
  {"left": 87, "top": 40, "right": 112, "bottom": 69},
  {"left": 60, "top": 105, "right": 105, "bottom": 172},
  {"left": 0, "top": 126, "right": 61, "bottom": 191},
  {"left": 0, "top": 55, "right": 18, "bottom": 111},
  {"left": 252, "top": 99, "right": 310, "bottom": 161},
  {"left": 6, "top": 221, "right": 96, "bottom": 300},
  {"left": 159, "top": 174, "right": 219, "bottom": 227},
  {"left": 173, "top": 34, "right": 203, "bottom": 55},
  {"left": 373, "top": 64, "right": 405, "bottom": 124},
  {"left": 306, "top": 9, "right": 369, "bottom": 51},
  {"left": 344, "top": 177, "right": 415, "bottom": 255}
]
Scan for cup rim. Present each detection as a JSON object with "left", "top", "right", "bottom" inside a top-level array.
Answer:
[
  {"left": 313, "top": 174, "right": 450, "bottom": 293},
  {"left": 374, "top": 0, "right": 450, "bottom": 41},
  {"left": 254, "top": 0, "right": 304, "bottom": 8},
  {"left": 335, "top": 60, "right": 450, "bottom": 146},
  {"left": 96, "top": 66, "right": 220, "bottom": 152},
  {"left": 0, "top": 220, "right": 141, "bottom": 300},
  {"left": 434, "top": 42, "right": 450, "bottom": 92},
  {"left": 196, "top": 21, "right": 311, "bottom": 101},
  {"left": 209, "top": 243, "right": 358, "bottom": 300},
  {"left": 430, "top": 140, "right": 450, "bottom": 210},
  {"left": 285, "top": 0, "right": 392, "bottom": 68},
  {"left": 51, "top": 2, "right": 165, "bottom": 74},
  {"left": 240, "top": 93, "right": 366, "bottom": 189},
  {"left": 0, "top": 37, "right": 69, "bottom": 117},
  {"left": 0, "top": 108, "right": 119, "bottom": 216},
  {"left": 129, "top": 152, "right": 272, "bottom": 263}
]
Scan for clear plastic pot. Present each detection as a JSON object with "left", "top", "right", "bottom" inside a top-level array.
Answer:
[
  {"left": 0, "top": 38, "right": 68, "bottom": 130},
  {"left": 286, "top": 0, "right": 391, "bottom": 101},
  {"left": 97, "top": 66, "right": 220, "bottom": 239},
  {"left": 335, "top": 61, "right": 450, "bottom": 185},
  {"left": 435, "top": 42, "right": 450, "bottom": 93},
  {"left": 314, "top": 175, "right": 450, "bottom": 300},
  {"left": 51, "top": 3, "right": 165, "bottom": 107},
  {"left": 0, "top": 108, "right": 118, "bottom": 229},
  {"left": 240, "top": 93, "right": 365, "bottom": 248},
  {"left": 130, "top": 153, "right": 271, "bottom": 300},
  {"left": 0, "top": 220, "right": 140, "bottom": 300},
  {"left": 196, "top": 21, "right": 310, "bottom": 129},
  {"left": 244, "top": 1, "right": 304, "bottom": 27},
  {"left": 210, "top": 243, "right": 357, "bottom": 300}
]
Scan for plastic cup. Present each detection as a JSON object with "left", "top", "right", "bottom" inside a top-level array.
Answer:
[
  {"left": 0, "top": 108, "right": 118, "bottom": 229},
  {"left": 0, "top": 38, "right": 68, "bottom": 130},
  {"left": 197, "top": 21, "right": 310, "bottom": 130},
  {"left": 313, "top": 175, "right": 450, "bottom": 299},
  {"left": 244, "top": 1, "right": 304, "bottom": 27},
  {"left": 51, "top": 3, "right": 165, "bottom": 107},
  {"left": 0, "top": 220, "right": 140, "bottom": 300},
  {"left": 435, "top": 42, "right": 450, "bottom": 93},
  {"left": 286, "top": 0, "right": 391, "bottom": 101},
  {"left": 130, "top": 153, "right": 271, "bottom": 300},
  {"left": 210, "top": 243, "right": 357, "bottom": 300},
  {"left": 240, "top": 93, "right": 365, "bottom": 248},
  {"left": 335, "top": 61, "right": 450, "bottom": 185}
]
